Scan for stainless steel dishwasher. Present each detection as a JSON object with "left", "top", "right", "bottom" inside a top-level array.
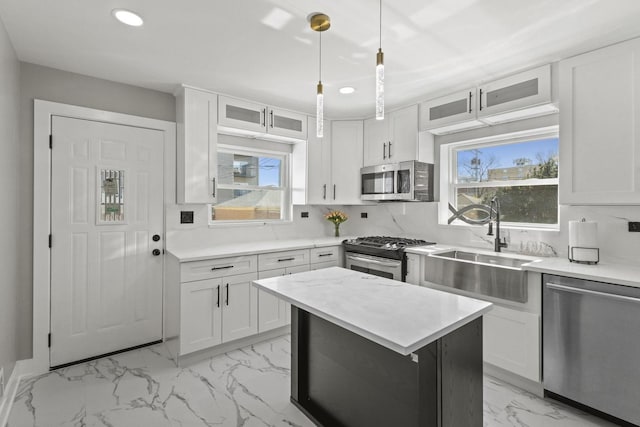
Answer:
[{"left": 543, "top": 274, "right": 640, "bottom": 425}]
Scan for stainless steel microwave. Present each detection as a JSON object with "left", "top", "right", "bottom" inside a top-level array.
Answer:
[{"left": 360, "top": 161, "right": 434, "bottom": 202}]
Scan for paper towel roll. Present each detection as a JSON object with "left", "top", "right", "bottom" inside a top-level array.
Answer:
[{"left": 568, "top": 219, "right": 598, "bottom": 262}]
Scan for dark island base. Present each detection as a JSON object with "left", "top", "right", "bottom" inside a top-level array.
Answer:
[{"left": 291, "top": 307, "right": 483, "bottom": 427}]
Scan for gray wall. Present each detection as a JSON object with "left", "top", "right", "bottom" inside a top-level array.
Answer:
[
  {"left": 16, "top": 63, "right": 175, "bottom": 362},
  {"left": 0, "top": 16, "right": 20, "bottom": 379}
]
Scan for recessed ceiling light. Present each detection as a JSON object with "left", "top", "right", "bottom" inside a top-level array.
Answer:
[
  {"left": 339, "top": 86, "right": 356, "bottom": 94},
  {"left": 112, "top": 9, "right": 144, "bottom": 27}
]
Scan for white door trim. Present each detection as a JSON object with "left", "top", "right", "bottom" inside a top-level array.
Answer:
[{"left": 29, "top": 100, "right": 176, "bottom": 375}]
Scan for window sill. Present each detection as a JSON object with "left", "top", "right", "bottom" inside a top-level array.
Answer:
[
  {"left": 437, "top": 222, "right": 560, "bottom": 233},
  {"left": 208, "top": 219, "right": 294, "bottom": 228}
]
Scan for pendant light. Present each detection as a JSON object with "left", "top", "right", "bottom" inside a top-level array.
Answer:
[
  {"left": 310, "top": 13, "right": 330, "bottom": 137},
  {"left": 375, "top": 0, "right": 384, "bottom": 120}
]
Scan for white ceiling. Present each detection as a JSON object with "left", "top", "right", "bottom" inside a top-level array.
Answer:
[{"left": 1, "top": 0, "right": 640, "bottom": 118}]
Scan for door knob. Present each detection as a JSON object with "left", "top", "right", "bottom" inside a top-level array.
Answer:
[
  {"left": 152, "top": 249, "right": 161, "bottom": 256},
  {"left": 152, "top": 234, "right": 161, "bottom": 242}
]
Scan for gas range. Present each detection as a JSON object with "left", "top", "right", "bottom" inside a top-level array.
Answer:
[{"left": 343, "top": 236, "right": 436, "bottom": 260}]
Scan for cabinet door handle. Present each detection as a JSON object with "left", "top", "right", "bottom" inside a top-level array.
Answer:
[
  {"left": 383, "top": 142, "right": 387, "bottom": 159},
  {"left": 468, "top": 91, "right": 473, "bottom": 113},
  {"left": 270, "top": 110, "right": 274, "bottom": 128},
  {"left": 323, "top": 184, "right": 327, "bottom": 200},
  {"left": 217, "top": 285, "right": 220, "bottom": 307},
  {"left": 388, "top": 141, "right": 392, "bottom": 158},
  {"left": 479, "top": 89, "right": 483, "bottom": 111},
  {"left": 211, "top": 265, "right": 234, "bottom": 271},
  {"left": 262, "top": 108, "right": 266, "bottom": 127},
  {"left": 212, "top": 177, "right": 216, "bottom": 198},
  {"left": 333, "top": 184, "right": 336, "bottom": 200},
  {"left": 278, "top": 257, "right": 295, "bottom": 262},
  {"left": 225, "top": 283, "right": 229, "bottom": 306}
]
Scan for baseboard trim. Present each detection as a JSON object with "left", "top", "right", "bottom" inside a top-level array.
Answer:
[
  {"left": 0, "top": 360, "right": 28, "bottom": 427},
  {"left": 484, "top": 362, "right": 544, "bottom": 397}
]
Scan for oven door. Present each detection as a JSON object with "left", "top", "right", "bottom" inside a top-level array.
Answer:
[{"left": 345, "top": 252, "right": 403, "bottom": 281}]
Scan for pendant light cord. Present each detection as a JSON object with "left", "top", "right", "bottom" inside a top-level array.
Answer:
[
  {"left": 319, "top": 31, "right": 322, "bottom": 82},
  {"left": 379, "top": 0, "right": 382, "bottom": 49}
]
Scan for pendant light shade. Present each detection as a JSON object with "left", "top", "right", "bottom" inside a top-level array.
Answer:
[
  {"left": 375, "top": 0, "right": 384, "bottom": 120},
  {"left": 310, "top": 13, "right": 330, "bottom": 138}
]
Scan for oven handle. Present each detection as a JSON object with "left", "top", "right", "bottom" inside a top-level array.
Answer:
[{"left": 347, "top": 254, "right": 401, "bottom": 268}]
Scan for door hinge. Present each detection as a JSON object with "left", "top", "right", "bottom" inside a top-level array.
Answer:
[
  {"left": 48, "top": 333, "right": 51, "bottom": 348},
  {"left": 49, "top": 134, "right": 52, "bottom": 149},
  {"left": 48, "top": 234, "right": 52, "bottom": 248}
]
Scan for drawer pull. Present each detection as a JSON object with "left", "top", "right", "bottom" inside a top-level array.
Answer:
[
  {"left": 318, "top": 253, "right": 333, "bottom": 257},
  {"left": 211, "top": 265, "right": 234, "bottom": 271},
  {"left": 278, "top": 257, "right": 296, "bottom": 262}
]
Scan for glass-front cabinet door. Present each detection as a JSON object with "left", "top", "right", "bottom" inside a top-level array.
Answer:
[
  {"left": 478, "top": 64, "right": 551, "bottom": 118},
  {"left": 419, "top": 89, "right": 485, "bottom": 134},
  {"left": 267, "top": 107, "right": 307, "bottom": 139},
  {"left": 218, "top": 95, "right": 266, "bottom": 133}
]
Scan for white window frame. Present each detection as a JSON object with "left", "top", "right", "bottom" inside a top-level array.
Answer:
[
  {"left": 440, "top": 126, "right": 559, "bottom": 230},
  {"left": 208, "top": 143, "right": 292, "bottom": 225}
]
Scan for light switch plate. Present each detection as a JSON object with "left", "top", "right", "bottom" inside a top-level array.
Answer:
[{"left": 180, "top": 211, "right": 194, "bottom": 224}]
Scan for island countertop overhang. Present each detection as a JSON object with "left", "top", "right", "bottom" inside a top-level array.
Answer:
[{"left": 253, "top": 267, "right": 493, "bottom": 356}]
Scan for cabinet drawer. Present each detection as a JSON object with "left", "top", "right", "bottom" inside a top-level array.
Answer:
[
  {"left": 180, "top": 255, "right": 258, "bottom": 282},
  {"left": 310, "top": 260, "right": 339, "bottom": 271},
  {"left": 310, "top": 246, "right": 340, "bottom": 264},
  {"left": 258, "top": 249, "right": 309, "bottom": 270}
]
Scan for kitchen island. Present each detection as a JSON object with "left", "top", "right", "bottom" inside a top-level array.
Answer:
[{"left": 253, "top": 267, "right": 493, "bottom": 427}]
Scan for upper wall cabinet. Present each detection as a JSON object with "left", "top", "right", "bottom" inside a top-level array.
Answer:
[
  {"left": 176, "top": 86, "right": 218, "bottom": 204},
  {"left": 420, "top": 64, "right": 557, "bottom": 135},
  {"left": 477, "top": 64, "right": 554, "bottom": 123},
  {"left": 331, "top": 121, "right": 364, "bottom": 204},
  {"left": 364, "top": 105, "right": 419, "bottom": 167},
  {"left": 559, "top": 38, "right": 640, "bottom": 205},
  {"left": 419, "top": 89, "right": 485, "bottom": 134},
  {"left": 218, "top": 95, "right": 307, "bottom": 141}
]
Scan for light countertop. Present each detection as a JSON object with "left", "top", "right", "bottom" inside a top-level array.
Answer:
[
  {"left": 252, "top": 267, "right": 492, "bottom": 355},
  {"left": 407, "top": 244, "right": 640, "bottom": 288},
  {"left": 167, "top": 237, "right": 350, "bottom": 262}
]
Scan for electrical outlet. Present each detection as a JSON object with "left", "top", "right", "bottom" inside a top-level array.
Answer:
[
  {"left": 180, "top": 211, "right": 194, "bottom": 224},
  {"left": 629, "top": 222, "right": 640, "bottom": 232},
  {"left": 301, "top": 211, "right": 309, "bottom": 218},
  {"left": 360, "top": 212, "right": 368, "bottom": 219}
]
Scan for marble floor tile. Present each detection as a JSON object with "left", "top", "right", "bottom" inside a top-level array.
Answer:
[{"left": 8, "top": 334, "right": 616, "bottom": 427}]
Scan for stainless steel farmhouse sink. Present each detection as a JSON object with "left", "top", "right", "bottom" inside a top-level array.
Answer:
[{"left": 424, "top": 250, "right": 539, "bottom": 303}]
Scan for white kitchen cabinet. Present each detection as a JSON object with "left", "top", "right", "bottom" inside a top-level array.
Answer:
[
  {"left": 559, "top": 37, "right": 640, "bottom": 204},
  {"left": 363, "top": 105, "right": 419, "bottom": 166},
  {"left": 257, "top": 250, "right": 311, "bottom": 332},
  {"left": 218, "top": 95, "right": 307, "bottom": 140},
  {"left": 306, "top": 117, "right": 332, "bottom": 204},
  {"left": 478, "top": 64, "right": 553, "bottom": 123},
  {"left": 405, "top": 253, "right": 420, "bottom": 285},
  {"left": 176, "top": 86, "right": 218, "bottom": 204},
  {"left": 419, "top": 89, "right": 485, "bottom": 134},
  {"left": 331, "top": 120, "right": 364, "bottom": 204},
  {"left": 483, "top": 305, "right": 540, "bottom": 382},
  {"left": 179, "top": 271, "right": 258, "bottom": 355},
  {"left": 309, "top": 246, "right": 342, "bottom": 268}
]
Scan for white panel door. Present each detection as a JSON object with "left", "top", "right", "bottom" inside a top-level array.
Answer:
[
  {"left": 180, "top": 278, "right": 223, "bottom": 355},
  {"left": 50, "top": 116, "right": 164, "bottom": 367}
]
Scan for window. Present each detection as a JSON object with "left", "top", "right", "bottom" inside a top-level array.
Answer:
[
  {"left": 445, "top": 128, "right": 559, "bottom": 228},
  {"left": 210, "top": 144, "right": 291, "bottom": 223}
]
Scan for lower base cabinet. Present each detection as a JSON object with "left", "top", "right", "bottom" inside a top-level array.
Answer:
[
  {"left": 258, "top": 264, "right": 309, "bottom": 332},
  {"left": 483, "top": 304, "right": 540, "bottom": 382},
  {"left": 180, "top": 272, "right": 258, "bottom": 355}
]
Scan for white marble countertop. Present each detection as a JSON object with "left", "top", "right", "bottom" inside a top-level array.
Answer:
[
  {"left": 252, "top": 267, "right": 493, "bottom": 356},
  {"left": 167, "top": 237, "right": 350, "bottom": 262},
  {"left": 406, "top": 244, "right": 640, "bottom": 288}
]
